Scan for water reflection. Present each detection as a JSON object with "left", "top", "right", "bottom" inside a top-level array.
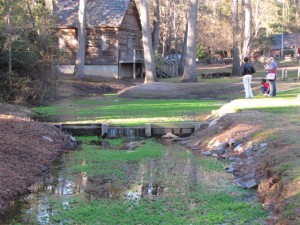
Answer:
[{"left": 0, "top": 139, "right": 230, "bottom": 224}]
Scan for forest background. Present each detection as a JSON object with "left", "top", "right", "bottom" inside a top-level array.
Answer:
[{"left": 0, "top": 0, "right": 298, "bottom": 103}]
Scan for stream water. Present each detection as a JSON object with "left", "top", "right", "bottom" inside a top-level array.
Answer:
[{"left": 0, "top": 137, "right": 267, "bottom": 224}]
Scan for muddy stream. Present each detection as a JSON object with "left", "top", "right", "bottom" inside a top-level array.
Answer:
[{"left": 0, "top": 135, "right": 267, "bottom": 224}]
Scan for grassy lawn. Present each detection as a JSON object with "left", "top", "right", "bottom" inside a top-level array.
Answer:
[{"left": 33, "top": 96, "right": 225, "bottom": 126}]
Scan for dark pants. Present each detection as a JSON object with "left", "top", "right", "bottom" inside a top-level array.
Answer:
[
  {"left": 261, "top": 86, "right": 269, "bottom": 94},
  {"left": 268, "top": 80, "right": 276, "bottom": 96}
]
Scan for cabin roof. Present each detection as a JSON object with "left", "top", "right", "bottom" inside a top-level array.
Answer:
[
  {"left": 271, "top": 33, "right": 300, "bottom": 50},
  {"left": 54, "top": 0, "right": 131, "bottom": 28}
]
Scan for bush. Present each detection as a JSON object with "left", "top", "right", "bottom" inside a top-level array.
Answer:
[{"left": 197, "top": 46, "right": 208, "bottom": 59}]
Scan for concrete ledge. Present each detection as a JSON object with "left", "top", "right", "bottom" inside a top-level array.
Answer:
[
  {"left": 56, "top": 122, "right": 209, "bottom": 137},
  {"left": 151, "top": 122, "right": 208, "bottom": 129},
  {"left": 54, "top": 65, "right": 118, "bottom": 78}
]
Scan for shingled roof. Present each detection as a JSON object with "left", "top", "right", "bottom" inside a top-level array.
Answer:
[
  {"left": 54, "top": 0, "right": 131, "bottom": 28},
  {"left": 271, "top": 33, "right": 300, "bottom": 50}
]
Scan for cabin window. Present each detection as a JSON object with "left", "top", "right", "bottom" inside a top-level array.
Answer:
[{"left": 101, "top": 35, "right": 109, "bottom": 51}]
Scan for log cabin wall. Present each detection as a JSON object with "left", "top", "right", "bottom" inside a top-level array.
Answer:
[
  {"left": 117, "top": 0, "right": 143, "bottom": 78},
  {"left": 58, "top": 28, "right": 119, "bottom": 65},
  {"left": 86, "top": 28, "right": 118, "bottom": 65},
  {"left": 118, "top": 1, "right": 142, "bottom": 55},
  {"left": 58, "top": 28, "right": 78, "bottom": 64}
]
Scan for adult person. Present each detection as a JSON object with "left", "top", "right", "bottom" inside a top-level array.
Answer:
[
  {"left": 240, "top": 57, "right": 256, "bottom": 98},
  {"left": 265, "top": 56, "right": 278, "bottom": 97}
]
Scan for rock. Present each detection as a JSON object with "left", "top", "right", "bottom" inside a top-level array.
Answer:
[
  {"left": 207, "top": 138, "right": 221, "bottom": 149},
  {"left": 124, "top": 141, "right": 142, "bottom": 150},
  {"left": 220, "top": 153, "right": 230, "bottom": 159},
  {"left": 225, "top": 165, "right": 236, "bottom": 173},
  {"left": 228, "top": 156, "right": 237, "bottom": 161},
  {"left": 69, "top": 136, "right": 76, "bottom": 142},
  {"left": 42, "top": 136, "right": 53, "bottom": 143},
  {"left": 201, "top": 151, "right": 212, "bottom": 156},
  {"left": 212, "top": 153, "right": 219, "bottom": 157},
  {"left": 246, "top": 160, "right": 253, "bottom": 165},
  {"left": 208, "top": 117, "right": 220, "bottom": 127},
  {"left": 241, "top": 172, "right": 255, "bottom": 180},
  {"left": 69, "top": 136, "right": 77, "bottom": 147},
  {"left": 232, "top": 141, "right": 243, "bottom": 148},
  {"left": 258, "top": 143, "right": 267, "bottom": 149},
  {"left": 245, "top": 145, "right": 254, "bottom": 157},
  {"left": 233, "top": 144, "right": 244, "bottom": 154},
  {"left": 215, "top": 142, "right": 228, "bottom": 155},
  {"left": 162, "top": 132, "right": 179, "bottom": 140},
  {"left": 228, "top": 138, "right": 236, "bottom": 147},
  {"left": 243, "top": 178, "right": 258, "bottom": 189}
]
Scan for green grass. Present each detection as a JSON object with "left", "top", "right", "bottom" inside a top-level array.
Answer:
[
  {"left": 43, "top": 137, "right": 267, "bottom": 225},
  {"left": 48, "top": 185, "right": 267, "bottom": 225},
  {"left": 67, "top": 138, "right": 164, "bottom": 177},
  {"left": 282, "top": 193, "right": 300, "bottom": 221},
  {"left": 33, "top": 97, "right": 224, "bottom": 125},
  {"left": 193, "top": 156, "right": 225, "bottom": 172}
]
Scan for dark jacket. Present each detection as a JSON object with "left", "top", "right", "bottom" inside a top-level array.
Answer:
[{"left": 241, "top": 62, "right": 256, "bottom": 75}]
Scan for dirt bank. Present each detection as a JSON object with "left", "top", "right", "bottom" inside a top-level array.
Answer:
[{"left": 0, "top": 114, "right": 74, "bottom": 214}]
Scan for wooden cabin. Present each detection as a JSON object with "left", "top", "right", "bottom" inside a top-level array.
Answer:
[
  {"left": 269, "top": 33, "right": 300, "bottom": 58},
  {"left": 54, "top": 0, "right": 143, "bottom": 78}
]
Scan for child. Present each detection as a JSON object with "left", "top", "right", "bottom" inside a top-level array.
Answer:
[{"left": 260, "top": 78, "right": 270, "bottom": 95}]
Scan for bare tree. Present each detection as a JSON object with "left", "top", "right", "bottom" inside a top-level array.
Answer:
[
  {"left": 74, "top": 0, "right": 86, "bottom": 79},
  {"left": 140, "top": 0, "right": 157, "bottom": 83},
  {"left": 152, "top": 0, "right": 160, "bottom": 52},
  {"left": 181, "top": 0, "right": 199, "bottom": 83},
  {"left": 2, "top": 0, "right": 14, "bottom": 94},
  {"left": 179, "top": 21, "right": 188, "bottom": 76},
  {"left": 295, "top": 0, "right": 300, "bottom": 24},
  {"left": 242, "top": 0, "right": 252, "bottom": 59},
  {"left": 231, "top": 0, "right": 241, "bottom": 76}
]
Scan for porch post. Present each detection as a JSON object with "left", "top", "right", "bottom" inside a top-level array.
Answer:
[{"left": 133, "top": 49, "right": 136, "bottom": 79}]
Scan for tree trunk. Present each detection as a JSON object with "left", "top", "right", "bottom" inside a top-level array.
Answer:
[
  {"left": 74, "top": 0, "right": 86, "bottom": 79},
  {"left": 140, "top": 0, "right": 157, "bottom": 83},
  {"left": 181, "top": 0, "right": 199, "bottom": 83},
  {"left": 231, "top": 0, "right": 241, "bottom": 76},
  {"left": 152, "top": 0, "right": 160, "bottom": 52},
  {"left": 178, "top": 21, "right": 188, "bottom": 76},
  {"left": 5, "top": 0, "right": 13, "bottom": 94},
  {"left": 296, "top": 0, "right": 300, "bottom": 24},
  {"left": 242, "top": 0, "right": 252, "bottom": 59}
]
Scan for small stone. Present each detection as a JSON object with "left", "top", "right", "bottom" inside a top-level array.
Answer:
[
  {"left": 69, "top": 136, "right": 76, "bottom": 142},
  {"left": 215, "top": 142, "right": 227, "bottom": 154},
  {"left": 42, "top": 136, "right": 53, "bottom": 143},
  {"left": 208, "top": 118, "right": 220, "bottom": 127},
  {"left": 241, "top": 172, "right": 255, "bottom": 180},
  {"left": 258, "top": 143, "right": 268, "bottom": 149},
  {"left": 225, "top": 165, "right": 236, "bottom": 173},
  {"left": 245, "top": 146, "right": 254, "bottom": 157},
  {"left": 228, "top": 156, "right": 237, "bottom": 161},
  {"left": 162, "top": 132, "right": 179, "bottom": 139},
  {"left": 201, "top": 151, "right": 212, "bottom": 156},
  {"left": 243, "top": 178, "right": 258, "bottom": 189},
  {"left": 228, "top": 138, "right": 236, "bottom": 146},
  {"left": 234, "top": 144, "right": 244, "bottom": 153}
]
